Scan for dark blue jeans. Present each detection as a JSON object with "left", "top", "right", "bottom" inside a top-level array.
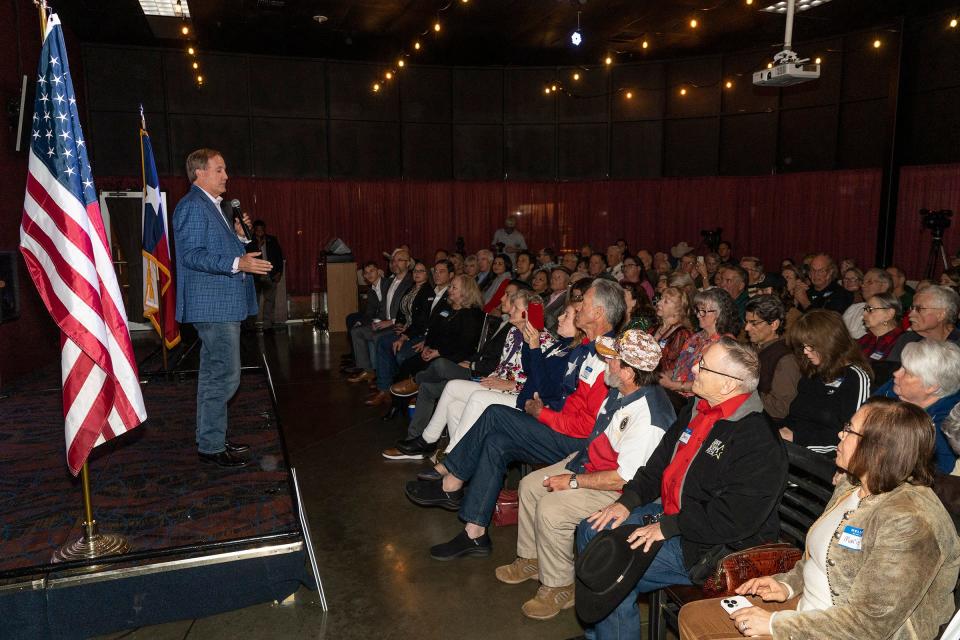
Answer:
[
  {"left": 443, "top": 404, "right": 584, "bottom": 527},
  {"left": 374, "top": 332, "right": 419, "bottom": 391},
  {"left": 575, "top": 502, "right": 692, "bottom": 640},
  {"left": 194, "top": 321, "right": 242, "bottom": 454}
]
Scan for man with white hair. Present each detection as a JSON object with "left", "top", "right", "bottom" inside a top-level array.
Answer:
[
  {"left": 475, "top": 249, "right": 495, "bottom": 291},
  {"left": 575, "top": 337, "right": 788, "bottom": 640},
  {"left": 875, "top": 339, "right": 960, "bottom": 473},
  {"left": 496, "top": 330, "right": 676, "bottom": 620},
  {"left": 888, "top": 284, "right": 960, "bottom": 362}
]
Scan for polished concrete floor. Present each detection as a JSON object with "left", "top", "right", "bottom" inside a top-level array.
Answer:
[{"left": 99, "top": 324, "right": 664, "bottom": 640}]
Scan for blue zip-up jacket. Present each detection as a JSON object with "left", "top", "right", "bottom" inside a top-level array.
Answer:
[{"left": 875, "top": 379, "right": 960, "bottom": 473}]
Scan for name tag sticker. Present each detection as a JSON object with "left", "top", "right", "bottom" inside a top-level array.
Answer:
[
  {"left": 440, "top": 310, "right": 450, "bottom": 318},
  {"left": 838, "top": 525, "right": 863, "bottom": 550},
  {"left": 870, "top": 351, "right": 884, "bottom": 360},
  {"left": 679, "top": 427, "right": 693, "bottom": 444}
]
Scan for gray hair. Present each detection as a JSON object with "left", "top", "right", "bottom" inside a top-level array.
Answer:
[
  {"left": 918, "top": 285, "right": 960, "bottom": 326},
  {"left": 715, "top": 336, "right": 760, "bottom": 393},
  {"left": 668, "top": 272, "right": 696, "bottom": 290},
  {"left": 476, "top": 249, "right": 494, "bottom": 261},
  {"left": 942, "top": 403, "right": 960, "bottom": 456},
  {"left": 901, "top": 339, "right": 960, "bottom": 398},
  {"left": 864, "top": 268, "right": 893, "bottom": 291},
  {"left": 589, "top": 279, "right": 626, "bottom": 329},
  {"left": 511, "top": 288, "right": 543, "bottom": 310}
]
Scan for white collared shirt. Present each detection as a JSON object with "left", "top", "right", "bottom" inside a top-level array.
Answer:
[
  {"left": 197, "top": 185, "right": 247, "bottom": 272},
  {"left": 384, "top": 273, "right": 406, "bottom": 320},
  {"left": 431, "top": 285, "right": 448, "bottom": 312}
]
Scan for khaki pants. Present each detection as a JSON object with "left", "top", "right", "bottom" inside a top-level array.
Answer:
[
  {"left": 678, "top": 595, "right": 801, "bottom": 640},
  {"left": 516, "top": 456, "right": 620, "bottom": 587}
]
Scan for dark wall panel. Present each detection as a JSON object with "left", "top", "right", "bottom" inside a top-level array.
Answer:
[
  {"left": 842, "top": 31, "right": 893, "bottom": 102},
  {"left": 664, "top": 118, "right": 718, "bottom": 177},
  {"left": 666, "top": 58, "right": 721, "bottom": 118},
  {"left": 83, "top": 47, "right": 164, "bottom": 112},
  {"left": 328, "top": 121, "right": 399, "bottom": 178},
  {"left": 249, "top": 58, "right": 326, "bottom": 118},
  {"left": 838, "top": 99, "right": 887, "bottom": 169},
  {"left": 252, "top": 117, "right": 327, "bottom": 178},
  {"left": 780, "top": 38, "right": 843, "bottom": 109},
  {"left": 905, "top": 15, "right": 960, "bottom": 93},
  {"left": 452, "top": 69, "right": 502, "bottom": 123},
  {"left": 611, "top": 121, "right": 663, "bottom": 178},
  {"left": 88, "top": 110, "right": 170, "bottom": 176},
  {"left": 778, "top": 105, "right": 838, "bottom": 172},
  {"left": 327, "top": 62, "right": 398, "bottom": 121},
  {"left": 453, "top": 124, "right": 503, "bottom": 179},
  {"left": 902, "top": 86, "right": 960, "bottom": 166},
  {"left": 403, "top": 123, "right": 452, "bottom": 179},
  {"left": 164, "top": 53, "right": 250, "bottom": 116},
  {"left": 558, "top": 124, "right": 608, "bottom": 179},
  {"left": 168, "top": 114, "right": 251, "bottom": 175},
  {"left": 613, "top": 63, "right": 665, "bottom": 121},
  {"left": 505, "top": 124, "right": 555, "bottom": 179},
  {"left": 721, "top": 49, "right": 779, "bottom": 115},
  {"left": 402, "top": 67, "right": 452, "bottom": 122},
  {"left": 505, "top": 68, "right": 556, "bottom": 123},
  {"left": 558, "top": 68, "right": 609, "bottom": 123},
  {"left": 720, "top": 113, "right": 777, "bottom": 176}
]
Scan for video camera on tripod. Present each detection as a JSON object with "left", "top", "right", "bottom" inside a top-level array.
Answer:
[{"left": 921, "top": 208, "right": 954, "bottom": 279}]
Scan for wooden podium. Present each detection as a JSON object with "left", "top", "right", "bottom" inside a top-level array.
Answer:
[{"left": 325, "top": 261, "right": 357, "bottom": 332}]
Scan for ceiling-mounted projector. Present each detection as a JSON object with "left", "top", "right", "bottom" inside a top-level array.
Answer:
[{"left": 753, "top": 0, "right": 828, "bottom": 87}]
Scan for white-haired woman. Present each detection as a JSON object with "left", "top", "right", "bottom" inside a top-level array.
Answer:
[{"left": 874, "top": 338, "right": 960, "bottom": 473}]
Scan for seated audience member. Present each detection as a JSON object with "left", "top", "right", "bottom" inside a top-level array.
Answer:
[
  {"left": 537, "top": 247, "right": 557, "bottom": 270},
  {"left": 887, "top": 265, "right": 915, "bottom": 311},
  {"left": 636, "top": 249, "right": 654, "bottom": 274},
  {"left": 530, "top": 269, "right": 549, "bottom": 295},
  {"left": 717, "top": 240, "right": 734, "bottom": 264},
  {"left": 497, "top": 330, "right": 676, "bottom": 620},
  {"left": 619, "top": 255, "right": 655, "bottom": 300},
  {"left": 576, "top": 257, "right": 590, "bottom": 276},
  {"left": 482, "top": 253, "right": 514, "bottom": 307},
  {"left": 621, "top": 282, "right": 657, "bottom": 332},
  {"left": 561, "top": 251, "right": 580, "bottom": 273},
  {"left": 543, "top": 267, "right": 571, "bottom": 332},
  {"left": 475, "top": 249, "right": 495, "bottom": 290},
  {"left": 518, "top": 303, "right": 583, "bottom": 413},
  {"left": 844, "top": 268, "right": 893, "bottom": 339},
  {"left": 344, "top": 261, "right": 385, "bottom": 367},
  {"left": 463, "top": 254, "right": 479, "bottom": 278},
  {"left": 652, "top": 287, "right": 694, "bottom": 381},
  {"left": 694, "top": 252, "right": 721, "bottom": 289},
  {"left": 679, "top": 398, "right": 960, "bottom": 640},
  {"left": 874, "top": 339, "right": 960, "bottom": 474},
  {"left": 653, "top": 252, "right": 672, "bottom": 277},
  {"left": 392, "top": 275, "right": 485, "bottom": 383},
  {"left": 514, "top": 250, "right": 535, "bottom": 284},
  {"left": 578, "top": 338, "right": 788, "bottom": 640},
  {"left": 383, "top": 283, "right": 519, "bottom": 459},
  {"left": 588, "top": 253, "right": 608, "bottom": 278},
  {"left": 606, "top": 244, "right": 625, "bottom": 281},
  {"left": 888, "top": 285, "right": 960, "bottom": 362},
  {"left": 661, "top": 288, "right": 742, "bottom": 396},
  {"left": 842, "top": 266, "right": 864, "bottom": 303},
  {"left": 941, "top": 266, "right": 960, "bottom": 292},
  {"left": 677, "top": 252, "right": 697, "bottom": 279},
  {"left": 740, "top": 256, "right": 766, "bottom": 296},
  {"left": 667, "top": 272, "right": 697, "bottom": 302},
  {"left": 369, "top": 260, "right": 449, "bottom": 406},
  {"left": 348, "top": 249, "right": 413, "bottom": 383},
  {"left": 580, "top": 243, "right": 594, "bottom": 259},
  {"left": 857, "top": 291, "right": 904, "bottom": 385},
  {"left": 793, "top": 253, "right": 853, "bottom": 314},
  {"left": 780, "top": 264, "right": 807, "bottom": 311},
  {"left": 655, "top": 273, "right": 669, "bottom": 297},
  {"left": 434, "top": 249, "right": 449, "bottom": 263},
  {"left": 448, "top": 252, "right": 464, "bottom": 276},
  {"left": 745, "top": 295, "right": 800, "bottom": 421},
  {"left": 781, "top": 309, "right": 872, "bottom": 453},
  {"left": 941, "top": 403, "right": 960, "bottom": 467},
  {"left": 404, "top": 279, "right": 625, "bottom": 559},
  {"left": 718, "top": 265, "right": 750, "bottom": 320},
  {"left": 414, "top": 290, "right": 552, "bottom": 455}
]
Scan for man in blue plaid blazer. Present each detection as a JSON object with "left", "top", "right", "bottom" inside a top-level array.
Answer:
[{"left": 173, "top": 149, "right": 272, "bottom": 467}]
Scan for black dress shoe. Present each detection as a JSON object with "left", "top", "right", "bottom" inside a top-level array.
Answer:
[
  {"left": 404, "top": 479, "right": 462, "bottom": 511},
  {"left": 430, "top": 530, "right": 492, "bottom": 561},
  {"left": 198, "top": 450, "right": 249, "bottom": 467},
  {"left": 396, "top": 436, "right": 437, "bottom": 457},
  {"left": 224, "top": 441, "right": 250, "bottom": 453},
  {"left": 381, "top": 406, "right": 401, "bottom": 421}
]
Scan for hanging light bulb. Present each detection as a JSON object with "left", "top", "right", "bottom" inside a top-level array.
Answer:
[
  {"left": 398, "top": 59, "right": 405, "bottom": 68},
  {"left": 689, "top": 18, "right": 698, "bottom": 28},
  {"left": 642, "top": 40, "right": 649, "bottom": 49},
  {"left": 434, "top": 21, "right": 441, "bottom": 32},
  {"left": 545, "top": 87, "right": 551, "bottom": 95},
  {"left": 604, "top": 56, "right": 613, "bottom": 65},
  {"left": 572, "top": 72, "right": 580, "bottom": 81},
  {"left": 625, "top": 91, "right": 633, "bottom": 99},
  {"left": 725, "top": 80, "right": 733, "bottom": 89},
  {"left": 950, "top": 18, "right": 958, "bottom": 28},
  {"left": 767, "top": 62, "right": 773, "bottom": 69},
  {"left": 187, "top": 46, "right": 196, "bottom": 55},
  {"left": 815, "top": 56, "right": 822, "bottom": 64},
  {"left": 385, "top": 71, "right": 393, "bottom": 80},
  {"left": 192, "top": 61, "right": 198, "bottom": 69},
  {"left": 414, "top": 41, "right": 421, "bottom": 50},
  {"left": 551, "top": 84, "right": 558, "bottom": 91},
  {"left": 746, "top": 0, "right": 754, "bottom": 4},
  {"left": 181, "top": 25, "right": 190, "bottom": 35},
  {"left": 373, "top": 83, "right": 381, "bottom": 92},
  {"left": 680, "top": 88, "right": 687, "bottom": 96},
  {"left": 873, "top": 39, "right": 882, "bottom": 48},
  {"left": 196, "top": 74, "right": 203, "bottom": 84}
]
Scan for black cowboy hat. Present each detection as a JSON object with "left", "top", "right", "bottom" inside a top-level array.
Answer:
[{"left": 574, "top": 524, "right": 663, "bottom": 624}]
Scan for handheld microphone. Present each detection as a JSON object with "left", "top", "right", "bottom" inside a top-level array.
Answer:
[{"left": 230, "top": 199, "right": 252, "bottom": 241}]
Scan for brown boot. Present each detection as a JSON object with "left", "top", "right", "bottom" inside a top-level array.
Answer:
[
  {"left": 364, "top": 391, "right": 390, "bottom": 406},
  {"left": 390, "top": 378, "right": 420, "bottom": 397},
  {"left": 347, "top": 370, "right": 375, "bottom": 383},
  {"left": 495, "top": 557, "right": 540, "bottom": 584},
  {"left": 521, "top": 584, "right": 575, "bottom": 620}
]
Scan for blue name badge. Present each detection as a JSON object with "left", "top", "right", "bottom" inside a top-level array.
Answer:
[
  {"left": 678, "top": 427, "right": 693, "bottom": 445},
  {"left": 838, "top": 525, "right": 864, "bottom": 551}
]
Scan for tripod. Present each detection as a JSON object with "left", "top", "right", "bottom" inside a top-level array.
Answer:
[{"left": 924, "top": 231, "right": 950, "bottom": 281}]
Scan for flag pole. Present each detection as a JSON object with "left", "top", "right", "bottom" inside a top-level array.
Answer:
[{"left": 36, "top": 4, "right": 131, "bottom": 563}]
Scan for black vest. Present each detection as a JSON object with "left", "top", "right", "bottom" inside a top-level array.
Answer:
[{"left": 757, "top": 338, "right": 792, "bottom": 394}]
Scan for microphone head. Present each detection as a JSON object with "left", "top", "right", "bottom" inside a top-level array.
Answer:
[{"left": 230, "top": 199, "right": 241, "bottom": 210}]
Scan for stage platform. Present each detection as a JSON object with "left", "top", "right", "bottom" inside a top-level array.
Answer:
[{"left": 0, "top": 353, "right": 312, "bottom": 639}]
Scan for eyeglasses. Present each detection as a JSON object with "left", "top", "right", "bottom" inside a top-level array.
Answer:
[
  {"left": 623, "top": 262, "right": 639, "bottom": 268},
  {"left": 694, "top": 307, "right": 719, "bottom": 317},
  {"left": 696, "top": 356, "right": 744, "bottom": 381},
  {"left": 840, "top": 422, "right": 863, "bottom": 438},
  {"left": 745, "top": 319, "right": 769, "bottom": 327},
  {"left": 413, "top": 268, "right": 428, "bottom": 274},
  {"left": 910, "top": 305, "right": 945, "bottom": 313},
  {"left": 842, "top": 276, "right": 862, "bottom": 283},
  {"left": 570, "top": 294, "right": 584, "bottom": 303},
  {"left": 863, "top": 305, "right": 891, "bottom": 313}
]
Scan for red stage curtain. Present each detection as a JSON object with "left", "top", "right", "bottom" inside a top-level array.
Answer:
[
  {"left": 98, "top": 168, "right": 897, "bottom": 295},
  {"left": 893, "top": 164, "right": 960, "bottom": 277}
]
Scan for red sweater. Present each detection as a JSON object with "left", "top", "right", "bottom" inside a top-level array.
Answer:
[{"left": 537, "top": 348, "right": 609, "bottom": 438}]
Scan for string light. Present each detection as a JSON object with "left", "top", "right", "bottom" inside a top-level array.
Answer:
[
  {"left": 385, "top": 71, "right": 393, "bottom": 80},
  {"left": 746, "top": 0, "right": 754, "bottom": 4},
  {"left": 551, "top": 84, "right": 557, "bottom": 91},
  {"left": 196, "top": 74, "right": 203, "bottom": 84},
  {"left": 642, "top": 40, "right": 649, "bottom": 49},
  {"left": 187, "top": 46, "right": 195, "bottom": 55},
  {"left": 625, "top": 91, "right": 633, "bottom": 99},
  {"left": 814, "top": 56, "right": 822, "bottom": 64},
  {"left": 192, "top": 61, "right": 198, "bottom": 69},
  {"left": 689, "top": 18, "right": 698, "bottom": 28},
  {"left": 434, "top": 21, "right": 441, "bottom": 32},
  {"left": 605, "top": 56, "right": 613, "bottom": 65},
  {"left": 373, "top": 83, "right": 381, "bottom": 92},
  {"left": 725, "top": 80, "right": 733, "bottom": 89},
  {"left": 572, "top": 72, "right": 580, "bottom": 81},
  {"left": 398, "top": 59, "right": 405, "bottom": 68},
  {"left": 873, "top": 39, "right": 882, "bottom": 48},
  {"left": 414, "top": 41, "right": 421, "bottom": 50},
  {"left": 767, "top": 62, "right": 773, "bottom": 68},
  {"left": 680, "top": 88, "right": 687, "bottom": 96},
  {"left": 544, "top": 87, "right": 551, "bottom": 95},
  {"left": 951, "top": 18, "right": 958, "bottom": 28},
  {"left": 181, "top": 25, "right": 190, "bottom": 35}
]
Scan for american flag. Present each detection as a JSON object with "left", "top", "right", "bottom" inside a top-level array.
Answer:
[
  {"left": 19, "top": 12, "right": 147, "bottom": 475},
  {"left": 140, "top": 109, "right": 180, "bottom": 349}
]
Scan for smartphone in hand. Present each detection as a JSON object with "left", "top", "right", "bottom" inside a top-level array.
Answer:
[{"left": 527, "top": 302, "right": 545, "bottom": 332}]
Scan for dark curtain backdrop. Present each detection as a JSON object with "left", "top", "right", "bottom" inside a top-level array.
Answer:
[
  {"left": 894, "top": 164, "right": 960, "bottom": 277},
  {"left": 98, "top": 167, "right": 926, "bottom": 296}
]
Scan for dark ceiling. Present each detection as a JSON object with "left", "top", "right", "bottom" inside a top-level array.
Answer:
[{"left": 57, "top": 0, "right": 956, "bottom": 66}]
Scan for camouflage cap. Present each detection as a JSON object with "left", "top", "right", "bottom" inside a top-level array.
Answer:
[{"left": 595, "top": 329, "right": 662, "bottom": 372}]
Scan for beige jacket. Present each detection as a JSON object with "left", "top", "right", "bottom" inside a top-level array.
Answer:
[{"left": 770, "top": 478, "right": 959, "bottom": 640}]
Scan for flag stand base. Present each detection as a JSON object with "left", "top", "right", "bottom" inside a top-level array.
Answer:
[{"left": 52, "top": 520, "right": 130, "bottom": 563}]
